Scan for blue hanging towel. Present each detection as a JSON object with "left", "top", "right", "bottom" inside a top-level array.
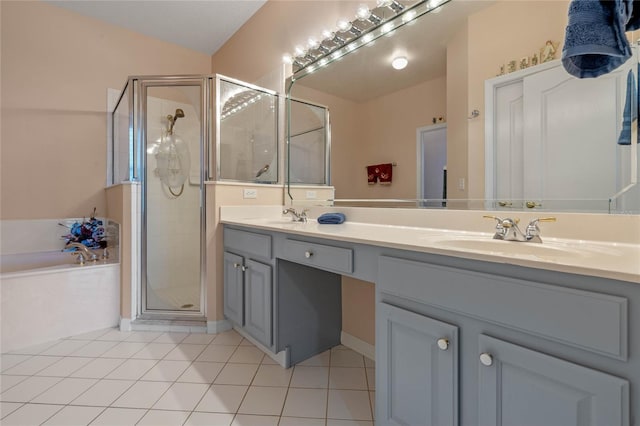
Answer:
[
  {"left": 562, "top": 0, "right": 634, "bottom": 78},
  {"left": 618, "top": 68, "right": 638, "bottom": 144},
  {"left": 317, "top": 212, "right": 346, "bottom": 224}
]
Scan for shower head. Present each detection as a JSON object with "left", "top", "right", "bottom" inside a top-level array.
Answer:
[{"left": 167, "top": 109, "right": 185, "bottom": 134}]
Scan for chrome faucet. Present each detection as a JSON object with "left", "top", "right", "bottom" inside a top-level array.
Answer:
[
  {"left": 283, "top": 208, "right": 308, "bottom": 223},
  {"left": 65, "top": 242, "right": 98, "bottom": 262},
  {"left": 484, "top": 215, "right": 556, "bottom": 243}
]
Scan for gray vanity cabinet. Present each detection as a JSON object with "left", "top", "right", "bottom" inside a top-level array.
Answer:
[
  {"left": 223, "top": 228, "right": 274, "bottom": 348},
  {"left": 377, "top": 255, "right": 631, "bottom": 426},
  {"left": 478, "top": 335, "right": 629, "bottom": 426},
  {"left": 377, "top": 302, "right": 458, "bottom": 426}
]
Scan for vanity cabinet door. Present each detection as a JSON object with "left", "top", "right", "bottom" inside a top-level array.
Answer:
[
  {"left": 478, "top": 335, "right": 629, "bottom": 426},
  {"left": 244, "top": 259, "right": 272, "bottom": 348},
  {"left": 223, "top": 251, "right": 244, "bottom": 326},
  {"left": 377, "top": 302, "right": 458, "bottom": 426}
]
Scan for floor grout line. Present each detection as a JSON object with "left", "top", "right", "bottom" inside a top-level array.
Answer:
[{"left": 2, "top": 330, "right": 377, "bottom": 426}]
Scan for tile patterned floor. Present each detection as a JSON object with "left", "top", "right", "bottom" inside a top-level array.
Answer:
[{"left": 0, "top": 329, "right": 375, "bottom": 425}]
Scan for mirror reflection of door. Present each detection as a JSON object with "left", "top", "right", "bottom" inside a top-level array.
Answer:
[
  {"left": 418, "top": 124, "right": 447, "bottom": 207},
  {"left": 145, "top": 85, "right": 202, "bottom": 313},
  {"left": 488, "top": 57, "right": 637, "bottom": 211}
]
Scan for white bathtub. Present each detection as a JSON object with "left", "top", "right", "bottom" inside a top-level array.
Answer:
[{"left": 1, "top": 236, "right": 120, "bottom": 353}]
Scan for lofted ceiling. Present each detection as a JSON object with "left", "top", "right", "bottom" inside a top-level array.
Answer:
[{"left": 45, "top": 0, "right": 267, "bottom": 55}]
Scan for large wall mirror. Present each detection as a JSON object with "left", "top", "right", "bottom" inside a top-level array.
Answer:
[{"left": 286, "top": 0, "right": 640, "bottom": 213}]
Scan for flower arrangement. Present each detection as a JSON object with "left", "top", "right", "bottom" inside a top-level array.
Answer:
[{"left": 60, "top": 208, "right": 107, "bottom": 251}]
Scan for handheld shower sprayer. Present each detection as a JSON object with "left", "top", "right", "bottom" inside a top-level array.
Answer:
[{"left": 167, "top": 108, "right": 185, "bottom": 135}]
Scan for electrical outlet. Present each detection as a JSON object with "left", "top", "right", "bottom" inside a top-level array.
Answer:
[
  {"left": 243, "top": 188, "right": 257, "bottom": 199},
  {"left": 458, "top": 178, "right": 465, "bottom": 191},
  {"left": 306, "top": 190, "right": 317, "bottom": 199}
]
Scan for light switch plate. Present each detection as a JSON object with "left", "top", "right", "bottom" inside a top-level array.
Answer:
[
  {"left": 243, "top": 188, "right": 258, "bottom": 199},
  {"left": 306, "top": 190, "right": 317, "bottom": 199}
]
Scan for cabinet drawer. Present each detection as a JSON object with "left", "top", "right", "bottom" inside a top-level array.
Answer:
[
  {"left": 378, "top": 256, "right": 628, "bottom": 360},
  {"left": 224, "top": 228, "right": 272, "bottom": 260},
  {"left": 283, "top": 239, "right": 353, "bottom": 274}
]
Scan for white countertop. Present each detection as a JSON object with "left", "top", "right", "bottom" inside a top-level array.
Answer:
[{"left": 220, "top": 206, "right": 640, "bottom": 284}]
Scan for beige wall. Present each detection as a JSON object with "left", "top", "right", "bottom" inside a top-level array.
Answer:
[
  {"left": 105, "top": 184, "right": 133, "bottom": 319},
  {"left": 342, "top": 277, "right": 375, "bottom": 346},
  {"left": 446, "top": 24, "right": 469, "bottom": 200},
  {"left": 0, "top": 1, "right": 211, "bottom": 220}
]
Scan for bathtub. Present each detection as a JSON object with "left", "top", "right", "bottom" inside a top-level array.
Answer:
[{"left": 1, "top": 219, "right": 121, "bottom": 353}]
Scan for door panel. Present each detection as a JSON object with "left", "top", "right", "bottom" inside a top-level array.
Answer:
[
  {"left": 478, "top": 334, "right": 629, "bottom": 426},
  {"left": 244, "top": 259, "right": 273, "bottom": 347},
  {"left": 223, "top": 252, "right": 244, "bottom": 326},
  {"left": 377, "top": 302, "right": 458, "bottom": 426}
]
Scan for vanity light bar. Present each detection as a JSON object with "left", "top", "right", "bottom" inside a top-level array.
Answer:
[{"left": 287, "top": 0, "right": 451, "bottom": 81}]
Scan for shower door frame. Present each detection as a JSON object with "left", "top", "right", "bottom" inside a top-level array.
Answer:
[{"left": 137, "top": 76, "right": 210, "bottom": 320}]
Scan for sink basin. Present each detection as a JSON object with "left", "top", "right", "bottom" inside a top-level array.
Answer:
[{"left": 434, "top": 238, "right": 592, "bottom": 259}]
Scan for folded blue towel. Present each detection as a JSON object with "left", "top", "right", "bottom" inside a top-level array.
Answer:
[
  {"left": 562, "top": 0, "right": 633, "bottom": 78},
  {"left": 618, "top": 68, "right": 637, "bottom": 144},
  {"left": 317, "top": 212, "right": 346, "bottom": 224}
]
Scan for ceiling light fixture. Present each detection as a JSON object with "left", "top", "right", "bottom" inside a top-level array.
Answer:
[{"left": 391, "top": 56, "right": 408, "bottom": 70}]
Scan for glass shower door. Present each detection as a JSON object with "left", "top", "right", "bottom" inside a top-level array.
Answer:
[{"left": 142, "top": 82, "right": 205, "bottom": 315}]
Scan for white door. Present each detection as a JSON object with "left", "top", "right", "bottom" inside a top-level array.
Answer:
[
  {"left": 417, "top": 124, "right": 447, "bottom": 206},
  {"left": 523, "top": 64, "right": 626, "bottom": 210},
  {"left": 487, "top": 59, "right": 633, "bottom": 211}
]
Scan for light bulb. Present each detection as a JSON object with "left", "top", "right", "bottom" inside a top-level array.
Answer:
[
  {"left": 403, "top": 10, "right": 417, "bottom": 22},
  {"left": 377, "top": 0, "right": 393, "bottom": 7},
  {"left": 391, "top": 56, "right": 408, "bottom": 70},
  {"left": 294, "top": 45, "right": 306, "bottom": 56},
  {"left": 282, "top": 54, "right": 293, "bottom": 64},
  {"left": 336, "top": 19, "right": 352, "bottom": 32},
  {"left": 322, "top": 29, "right": 334, "bottom": 39},
  {"left": 356, "top": 4, "right": 371, "bottom": 20},
  {"left": 308, "top": 38, "right": 319, "bottom": 49},
  {"left": 428, "top": 0, "right": 445, "bottom": 12}
]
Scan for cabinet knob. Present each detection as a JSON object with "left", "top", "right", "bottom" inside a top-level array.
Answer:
[
  {"left": 437, "top": 338, "right": 449, "bottom": 351},
  {"left": 241, "top": 265, "right": 249, "bottom": 272},
  {"left": 479, "top": 353, "right": 494, "bottom": 366},
  {"left": 304, "top": 251, "right": 313, "bottom": 258},
  {"left": 233, "top": 263, "right": 241, "bottom": 269}
]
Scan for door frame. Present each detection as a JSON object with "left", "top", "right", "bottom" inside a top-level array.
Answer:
[
  {"left": 137, "top": 77, "right": 208, "bottom": 320},
  {"left": 416, "top": 123, "right": 447, "bottom": 201}
]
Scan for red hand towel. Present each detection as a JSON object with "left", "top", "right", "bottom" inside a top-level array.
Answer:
[
  {"left": 378, "top": 163, "right": 393, "bottom": 185},
  {"left": 367, "top": 165, "right": 378, "bottom": 185}
]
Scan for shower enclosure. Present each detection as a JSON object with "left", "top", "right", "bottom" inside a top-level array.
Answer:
[{"left": 110, "top": 75, "right": 278, "bottom": 322}]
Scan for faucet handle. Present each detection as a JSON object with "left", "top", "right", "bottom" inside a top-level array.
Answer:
[
  {"left": 534, "top": 217, "right": 557, "bottom": 223},
  {"left": 483, "top": 215, "right": 503, "bottom": 222},
  {"left": 526, "top": 217, "right": 556, "bottom": 242}
]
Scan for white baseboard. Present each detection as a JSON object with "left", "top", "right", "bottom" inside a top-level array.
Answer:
[
  {"left": 207, "top": 320, "right": 232, "bottom": 334},
  {"left": 341, "top": 331, "right": 375, "bottom": 361},
  {"left": 119, "top": 318, "right": 131, "bottom": 331}
]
